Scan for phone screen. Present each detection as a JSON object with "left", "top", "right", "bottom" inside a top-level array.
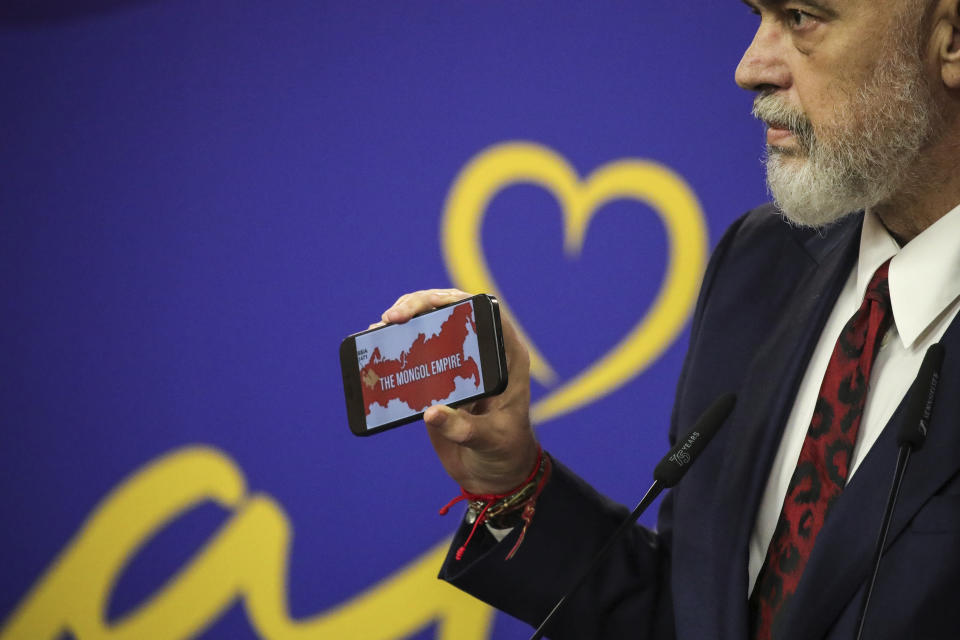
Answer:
[{"left": 353, "top": 298, "right": 487, "bottom": 430}]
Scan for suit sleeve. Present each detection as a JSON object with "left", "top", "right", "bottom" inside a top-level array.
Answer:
[{"left": 437, "top": 211, "right": 754, "bottom": 639}]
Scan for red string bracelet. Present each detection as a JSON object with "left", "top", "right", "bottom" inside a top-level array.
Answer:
[
  {"left": 504, "top": 454, "right": 551, "bottom": 560},
  {"left": 439, "top": 446, "right": 546, "bottom": 561}
]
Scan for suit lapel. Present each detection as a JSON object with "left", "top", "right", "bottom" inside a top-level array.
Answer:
[
  {"left": 712, "top": 217, "right": 862, "bottom": 640},
  {"left": 780, "top": 316, "right": 960, "bottom": 640}
]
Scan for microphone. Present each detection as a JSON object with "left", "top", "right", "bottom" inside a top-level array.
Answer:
[
  {"left": 654, "top": 393, "right": 738, "bottom": 487},
  {"left": 528, "top": 393, "right": 736, "bottom": 640},
  {"left": 897, "top": 343, "right": 944, "bottom": 450},
  {"left": 854, "top": 343, "right": 945, "bottom": 640}
]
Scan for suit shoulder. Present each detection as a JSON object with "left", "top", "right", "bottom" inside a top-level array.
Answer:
[{"left": 691, "top": 203, "right": 861, "bottom": 341}]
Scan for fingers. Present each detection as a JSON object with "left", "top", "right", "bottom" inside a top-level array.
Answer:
[{"left": 381, "top": 288, "right": 471, "bottom": 325}]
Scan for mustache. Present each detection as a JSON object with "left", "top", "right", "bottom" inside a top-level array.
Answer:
[{"left": 752, "top": 94, "right": 815, "bottom": 149}]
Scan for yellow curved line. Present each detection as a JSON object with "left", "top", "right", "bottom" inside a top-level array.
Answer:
[
  {"left": 441, "top": 142, "right": 577, "bottom": 386},
  {"left": 0, "top": 447, "right": 494, "bottom": 640}
]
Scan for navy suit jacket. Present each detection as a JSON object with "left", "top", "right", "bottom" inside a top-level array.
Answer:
[{"left": 439, "top": 205, "right": 960, "bottom": 639}]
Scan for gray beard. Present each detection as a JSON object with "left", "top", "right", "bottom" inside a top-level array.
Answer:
[{"left": 753, "top": 36, "right": 937, "bottom": 229}]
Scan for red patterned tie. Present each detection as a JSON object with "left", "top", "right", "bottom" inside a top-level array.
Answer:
[{"left": 749, "top": 259, "right": 893, "bottom": 640}]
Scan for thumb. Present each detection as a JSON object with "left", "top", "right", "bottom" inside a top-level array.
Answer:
[{"left": 424, "top": 404, "right": 479, "bottom": 447}]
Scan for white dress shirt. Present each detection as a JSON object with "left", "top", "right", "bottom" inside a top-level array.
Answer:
[{"left": 748, "top": 203, "right": 960, "bottom": 594}]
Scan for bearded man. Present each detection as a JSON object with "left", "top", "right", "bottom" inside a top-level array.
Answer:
[{"left": 380, "top": 0, "right": 960, "bottom": 637}]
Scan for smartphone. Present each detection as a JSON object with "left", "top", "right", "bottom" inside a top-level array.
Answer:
[{"left": 340, "top": 294, "right": 508, "bottom": 436}]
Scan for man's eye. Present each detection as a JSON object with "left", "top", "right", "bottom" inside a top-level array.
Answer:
[{"left": 785, "top": 9, "right": 814, "bottom": 29}]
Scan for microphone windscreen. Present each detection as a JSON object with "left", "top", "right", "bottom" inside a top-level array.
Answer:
[
  {"left": 898, "top": 343, "right": 944, "bottom": 450},
  {"left": 654, "top": 393, "right": 736, "bottom": 488}
]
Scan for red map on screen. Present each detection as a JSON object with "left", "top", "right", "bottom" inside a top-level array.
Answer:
[{"left": 359, "top": 303, "right": 481, "bottom": 416}]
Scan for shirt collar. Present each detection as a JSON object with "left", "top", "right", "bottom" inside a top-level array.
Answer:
[{"left": 858, "top": 203, "right": 960, "bottom": 349}]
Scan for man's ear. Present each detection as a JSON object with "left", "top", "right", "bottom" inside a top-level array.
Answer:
[{"left": 938, "top": 0, "right": 960, "bottom": 88}]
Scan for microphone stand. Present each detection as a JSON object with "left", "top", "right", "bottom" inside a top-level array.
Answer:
[
  {"left": 528, "top": 393, "right": 736, "bottom": 640},
  {"left": 853, "top": 343, "right": 943, "bottom": 640},
  {"left": 529, "top": 482, "right": 664, "bottom": 640},
  {"left": 852, "top": 445, "right": 912, "bottom": 640}
]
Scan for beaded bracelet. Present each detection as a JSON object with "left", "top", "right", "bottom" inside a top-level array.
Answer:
[{"left": 439, "top": 446, "right": 552, "bottom": 561}]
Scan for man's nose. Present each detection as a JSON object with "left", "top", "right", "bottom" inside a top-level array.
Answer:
[{"left": 735, "top": 23, "right": 791, "bottom": 92}]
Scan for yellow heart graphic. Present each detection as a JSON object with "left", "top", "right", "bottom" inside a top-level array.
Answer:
[{"left": 441, "top": 141, "right": 708, "bottom": 424}]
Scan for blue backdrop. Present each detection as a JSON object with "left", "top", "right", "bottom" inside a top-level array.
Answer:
[{"left": 1, "top": 2, "right": 767, "bottom": 638}]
